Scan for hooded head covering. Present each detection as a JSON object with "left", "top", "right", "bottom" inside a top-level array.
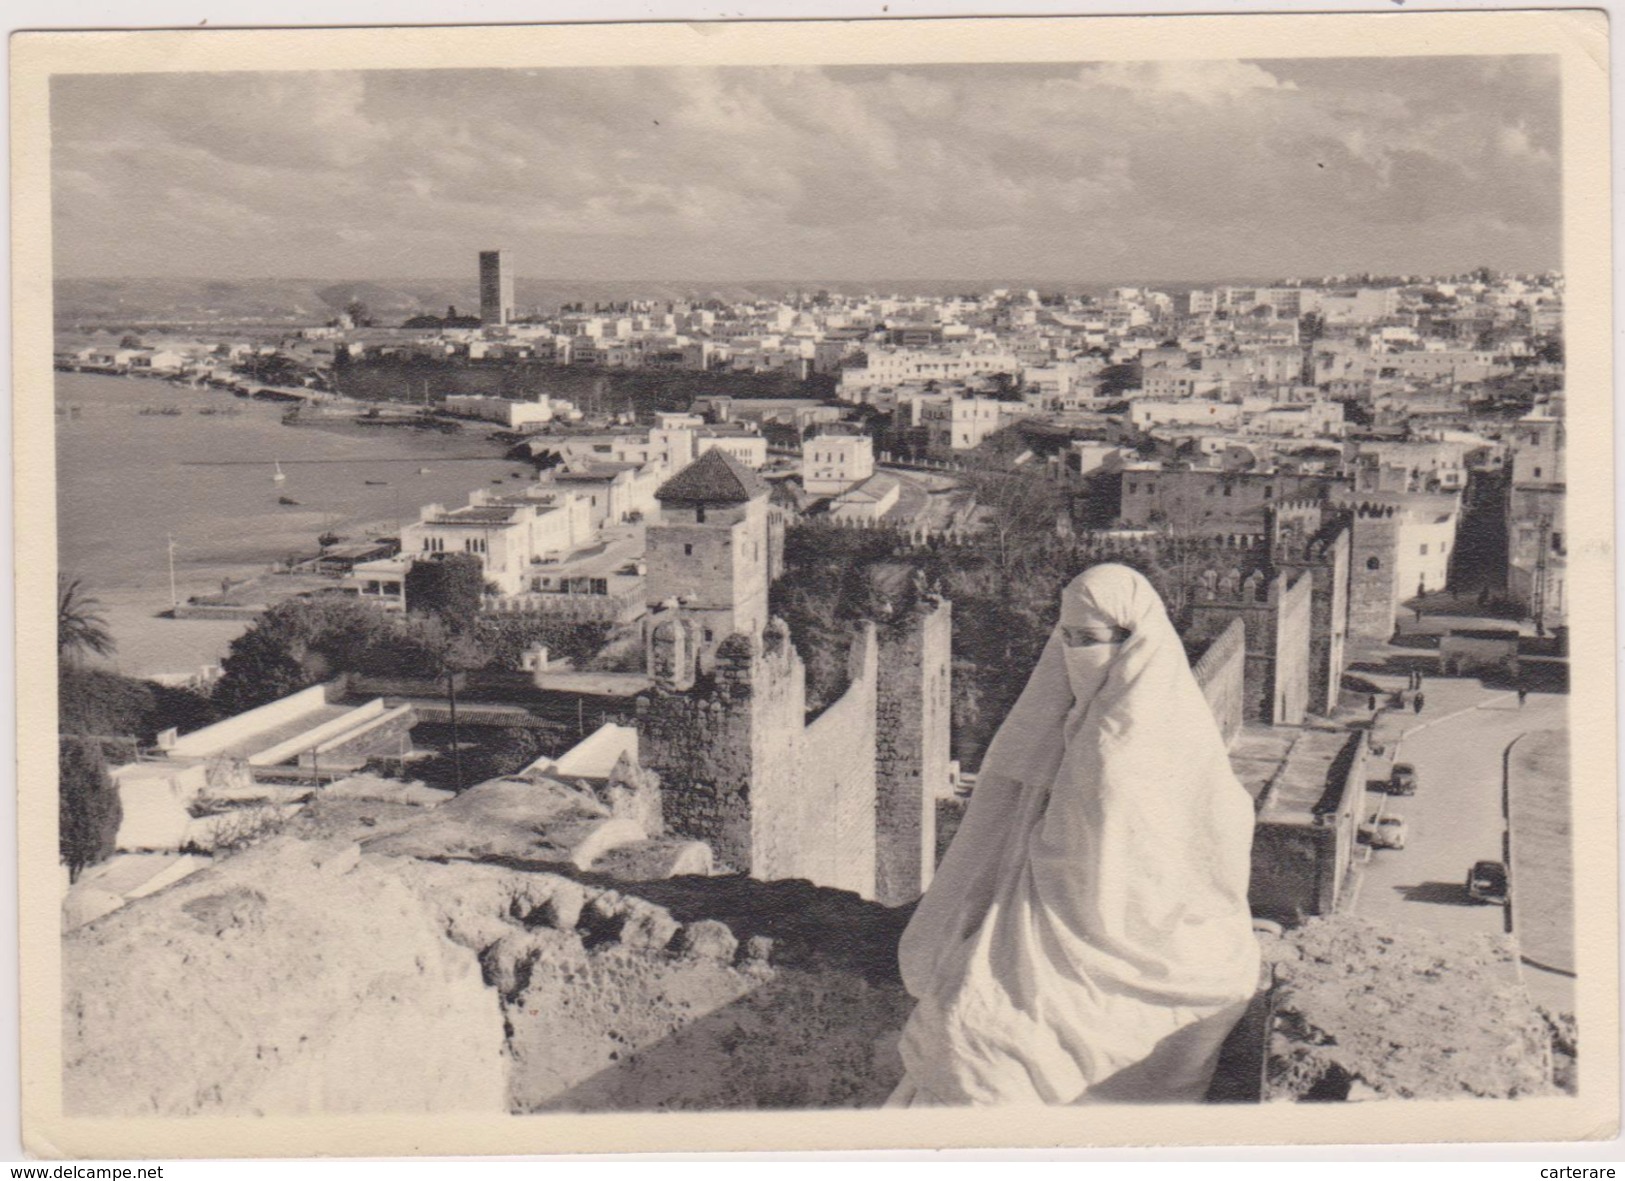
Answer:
[{"left": 894, "top": 563, "right": 1261, "bottom": 1106}]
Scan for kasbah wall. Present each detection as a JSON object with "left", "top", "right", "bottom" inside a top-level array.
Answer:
[
  {"left": 1190, "top": 617, "right": 1246, "bottom": 747},
  {"left": 1272, "top": 571, "right": 1313, "bottom": 725},
  {"left": 639, "top": 604, "right": 948, "bottom": 905},
  {"left": 800, "top": 625, "right": 879, "bottom": 899},
  {"left": 1184, "top": 569, "right": 1312, "bottom": 726}
]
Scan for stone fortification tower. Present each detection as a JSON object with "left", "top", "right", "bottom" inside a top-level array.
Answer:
[
  {"left": 1270, "top": 501, "right": 1352, "bottom": 715},
  {"left": 637, "top": 619, "right": 806, "bottom": 880},
  {"left": 874, "top": 595, "right": 953, "bottom": 906},
  {"left": 644, "top": 449, "right": 771, "bottom": 673},
  {"left": 1343, "top": 503, "right": 1401, "bottom": 645}
]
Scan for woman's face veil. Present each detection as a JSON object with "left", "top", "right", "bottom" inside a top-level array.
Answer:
[{"left": 1058, "top": 567, "right": 1139, "bottom": 715}]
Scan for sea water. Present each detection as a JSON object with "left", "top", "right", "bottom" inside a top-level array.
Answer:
[{"left": 55, "top": 371, "right": 519, "bottom": 604}]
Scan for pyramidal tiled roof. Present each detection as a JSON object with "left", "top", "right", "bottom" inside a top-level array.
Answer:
[{"left": 655, "top": 448, "right": 769, "bottom": 504}]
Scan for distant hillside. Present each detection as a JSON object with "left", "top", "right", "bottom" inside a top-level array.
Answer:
[{"left": 53, "top": 275, "right": 1266, "bottom": 328}]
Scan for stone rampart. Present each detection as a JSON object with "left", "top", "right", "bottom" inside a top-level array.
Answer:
[
  {"left": 1192, "top": 618, "right": 1246, "bottom": 748},
  {"left": 800, "top": 625, "right": 879, "bottom": 899}
]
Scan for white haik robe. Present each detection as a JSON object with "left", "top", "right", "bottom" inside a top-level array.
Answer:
[{"left": 892, "top": 564, "right": 1261, "bottom": 1106}]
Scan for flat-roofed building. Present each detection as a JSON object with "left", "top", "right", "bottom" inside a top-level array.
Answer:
[
  {"left": 802, "top": 433, "right": 875, "bottom": 497},
  {"left": 401, "top": 486, "right": 593, "bottom": 597}
]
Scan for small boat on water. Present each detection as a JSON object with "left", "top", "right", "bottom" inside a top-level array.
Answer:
[
  {"left": 278, "top": 496, "right": 301, "bottom": 506},
  {"left": 272, "top": 460, "right": 286, "bottom": 483},
  {"left": 364, "top": 479, "right": 389, "bottom": 486},
  {"left": 418, "top": 467, "right": 431, "bottom": 475}
]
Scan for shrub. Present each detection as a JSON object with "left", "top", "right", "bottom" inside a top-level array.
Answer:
[
  {"left": 212, "top": 597, "right": 397, "bottom": 714},
  {"left": 60, "top": 736, "right": 121, "bottom": 882}
]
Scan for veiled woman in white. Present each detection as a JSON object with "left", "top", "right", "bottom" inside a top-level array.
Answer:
[{"left": 891, "top": 563, "right": 1262, "bottom": 1106}]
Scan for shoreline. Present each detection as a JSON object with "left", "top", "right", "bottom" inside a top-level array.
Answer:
[{"left": 57, "top": 370, "right": 518, "bottom": 681}]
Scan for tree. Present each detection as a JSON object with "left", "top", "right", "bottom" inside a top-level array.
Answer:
[
  {"left": 58, "top": 664, "right": 153, "bottom": 739},
  {"left": 961, "top": 462, "right": 1067, "bottom": 576},
  {"left": 472, "top": 615, "right": 611, "bottom": 672},
  {"left": 344, "top": 299, "right": 372, "bottom": 328},
  {"left": 404, "top": 554, "right": 485, "bottom": 634},
  {"left": 58, "top": 576, "right": 114, "bottom": 663},
  {"left": 60, "top": 736, "right": 121, "bottom": 882},
  {"left": 213, "top": 596, "right": 397, "bottom": 715}
]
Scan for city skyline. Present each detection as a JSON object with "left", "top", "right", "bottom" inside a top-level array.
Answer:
[{"left": 52, "top": 55, "right": 1561, "bottom": 284}]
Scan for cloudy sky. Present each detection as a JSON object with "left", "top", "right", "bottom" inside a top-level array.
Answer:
[{"left": 51, "top": 56, "right": 1560, "bottom": 282}]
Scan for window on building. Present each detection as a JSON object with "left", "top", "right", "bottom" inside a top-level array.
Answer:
[
  {"left": 683, "top": 544, "right": 693, "bottom": 556},
  {"left": 1420, "top": 543, "right": 1429, "bottom": 555},
  {"left": 1532, "top": 467, "right": 1542, "bottom": 479},
  {"left": 703, "top": 628, "right": 714, "bottom": 642},
  {"left": 1366, "top": 556, "right": 1381, "bottom": 571},
  {"left": 696, "top": 506, "right": 707, "bottom": 523},
  {"left": 1263, "top": 486, "right": 1273, "bottom": 499},
  {"left": 1128, "top": 482, "right": 1138, "bottom": 495},
  {"left": 1223, "top": 486, "right": 1233, "bottom": 497}
]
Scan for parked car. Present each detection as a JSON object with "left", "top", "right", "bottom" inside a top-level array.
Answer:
[
  {"left": 1360, "top": 815, "right": 1409, "bottom": 850},
  {"left": 1388, "top": 763, "right": 1418, "bottom": 796},
  {"left": 1467, "top": 860, "right": 1509, "bottom": 905}
]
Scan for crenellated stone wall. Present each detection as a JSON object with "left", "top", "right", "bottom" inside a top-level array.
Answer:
[{"left": 1185, "top": 569, "right": 1313, "bottom": 727}]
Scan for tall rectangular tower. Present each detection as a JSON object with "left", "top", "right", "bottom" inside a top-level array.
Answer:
[
  {"left": 479, "top": 250, "right": 513, "bottom": 326},
  {"left": 874, "top": 596, "right": 952, "bottom": 906},
  {"left": 644, "top": 449, "right": 771, "bottom": 669}
]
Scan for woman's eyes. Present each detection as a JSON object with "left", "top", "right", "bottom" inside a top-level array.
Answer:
[{"left": 1062, "top": 627, "right": 1121, "bottom": 647}]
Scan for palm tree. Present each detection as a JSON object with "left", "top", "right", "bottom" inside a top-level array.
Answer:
[{"left": 58, "top": 575, "right": 114, "bottom": 663}]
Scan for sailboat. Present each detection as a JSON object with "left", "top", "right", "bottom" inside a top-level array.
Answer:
[{"left": 272, "top": 460, "right": 286, "bottom": 483}]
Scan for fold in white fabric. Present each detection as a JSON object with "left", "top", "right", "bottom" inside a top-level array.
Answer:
[{"left": 892, "top": 563, "right": 1261, "bottom": 1106}]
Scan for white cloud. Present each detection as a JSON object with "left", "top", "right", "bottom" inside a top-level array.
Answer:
[
  {"left": 1075, "top": 59, "right": 1295, "bottom": 103},
  {"left": 49, "top": 58, "right": 1558, "bottom": 280}
]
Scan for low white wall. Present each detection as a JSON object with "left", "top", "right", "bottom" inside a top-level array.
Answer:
[
  {"left": 168, "top": 684, "right": 330, "bottom": 760},
  {"left": 250, "top": 699, "right": 386, "bottom": 768}
]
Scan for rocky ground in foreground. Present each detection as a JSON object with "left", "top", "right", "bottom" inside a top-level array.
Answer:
[
  {"left": 1261, "top": 916, "right": 1562, "bottom": 1101},
  {"left": 64, "top": 808, "right": 1568, "bottom": 1115}
]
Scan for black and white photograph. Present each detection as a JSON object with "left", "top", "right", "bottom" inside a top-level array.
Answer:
[{"left": 13, "top": 9, "right": 1617, "bottom": 1159}]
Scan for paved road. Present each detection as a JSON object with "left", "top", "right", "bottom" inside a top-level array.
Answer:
[{"left": 1352, "top": 682, "right": 1566, "bottom": 952}]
